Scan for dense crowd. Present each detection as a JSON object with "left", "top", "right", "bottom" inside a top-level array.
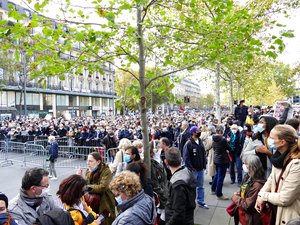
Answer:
[{"left": 1, "top": 100, "right": 300, "bottom": 225}]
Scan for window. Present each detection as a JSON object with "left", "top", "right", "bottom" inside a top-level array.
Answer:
[
  {"left": 43, "top": 94, "right": 52, "bottom": 106},
  {"left": 79, "top": 97, "right": 89, "bottom": 106},
  {"left": 92, "top": 98, "right": 100, "bottom": 106},
  {"left": 0, "top": 91, "right": 7, "bottom": 107},
  {"left": 57, "top": 95, "right": 67, "bottom": 106}
]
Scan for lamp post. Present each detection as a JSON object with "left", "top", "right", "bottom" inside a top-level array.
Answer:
[{"left": 22, "top": 49, "right": 27, "bottom": 120}]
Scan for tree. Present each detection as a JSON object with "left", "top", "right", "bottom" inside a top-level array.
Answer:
[{"left": 1, "top": 0, "right": 299, "bottom": 172}]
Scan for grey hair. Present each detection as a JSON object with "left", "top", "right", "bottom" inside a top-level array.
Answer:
[
  {"left": 165, "top": 147, "right": 182, "bottom": 167},
  {"left": 182, "top": 121, "right": 189, "bottom": 127},
  {"left": 244, "top": 155, "right": 265, "bottom": 180},
  {"left": 215, "top": 125, "right": 224, "bottom": 134}
]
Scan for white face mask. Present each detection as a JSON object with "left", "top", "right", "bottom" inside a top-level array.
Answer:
[
  {"left": 242, "top": 164, "right": 249, "bottom": 173},
  {"left": 36, "top": 186, "right": 50, "bottom": 198}
]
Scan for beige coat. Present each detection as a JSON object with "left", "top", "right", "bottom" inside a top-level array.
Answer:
[
  {"left": 201, "top": 132, "right": 215, "bottom": 177},
  {"left": 259, "top": 158, "right": 300, "bottom": 225}
]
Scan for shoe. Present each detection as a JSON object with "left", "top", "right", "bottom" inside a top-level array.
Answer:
[
  {"left": 49, "top": 175, "right": 53, "bottom": 178},
  {"left": 217, "top": 195, "right": 229, "bottom": 200},
  {"left": 210, "top": 190, "right": 216, "bottom": 195},
  {"left": 230, "top": 181, "right": 235, "bottom": 184},
  {"left": 50, "top": 177, "right": 58, "bottom": 180},
  {"left": 198, "top": 203, "right": 209, "bottom": 209}
]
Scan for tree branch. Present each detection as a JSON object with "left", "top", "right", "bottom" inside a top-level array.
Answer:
[
  {"left": 204, "top": 2, "right": 215, "bottom": 19},
  {"left": 145, "top": 60, "right": 206, "bottom": 88},
  {"left": 108, "top": 61, "right": 139, "bottom": 81}
]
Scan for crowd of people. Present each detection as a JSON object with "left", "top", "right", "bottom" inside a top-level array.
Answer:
[{"left": 1, "top": 100, "right": 300, "bottom": 225}]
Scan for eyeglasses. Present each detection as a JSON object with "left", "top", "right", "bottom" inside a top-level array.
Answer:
[{"left": 37, "top": 183, "right": 49, "bottom": 188}]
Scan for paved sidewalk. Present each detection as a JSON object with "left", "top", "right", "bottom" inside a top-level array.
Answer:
[{"left": 0, "top": 163, "right": 237, "bottom": 225}]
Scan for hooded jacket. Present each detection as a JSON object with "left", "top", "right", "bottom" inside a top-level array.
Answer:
[
  {"left": 212, "top": 135, "right": 231, "bottom": 165},
  {"left": 112, "top": 190, "right": 155, "bottom": 225},
  {"left": 165, "top": 167, "right": 196, "bottom": 225},
  {"left": 183, "top": 138, "right": 206, "bottom": 171}
]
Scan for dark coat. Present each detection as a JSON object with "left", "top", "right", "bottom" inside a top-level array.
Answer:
[
  {"left": 102, "top": 135, "right": 117, "bottom": 150},
  {"left": 227, "top": 130, "right": 243, "bottom": 156},
  {"left": 49, "top": 141, "right": 58, "bottom": 162},
  {"left": 118, "top": 129, "right": 133, "bottom": 140},
  {"left": 85, "top": 163, "right": 116, "bottom": 225},
  {"left": 212, "top": 135, "right": 231, "bottom": 165},
  {"left": 183, "top": 138, "right": 206, "bottom": 171},
  {"left": 235, "top": 105, "right": 249, "bottom": 123},
  {"left": 178, "top": 129, "right": 191, "bottom": 154},
  {"left": 232, "top": 177, "right": 266, "bottom": 225},
  {"left": 165, "top": 167, "right": 196, "bottom": 225}
]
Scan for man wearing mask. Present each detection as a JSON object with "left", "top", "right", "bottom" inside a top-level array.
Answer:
[
  {"left": 183, "top": 126, "right": 208, "bottom": 209},
  {"left": 8, "top": 168, "right": 57, "bottom": 225},
  {"left": 178, "top": 121, "right": 190, "bottom": 156}
]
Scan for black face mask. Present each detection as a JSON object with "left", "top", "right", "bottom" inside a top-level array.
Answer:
[
  {"left": 195, "top": 132, "right": 201, "bottom": 138},
  {"left": 270, "top": 149, "right": 290, "bottom": 168}
]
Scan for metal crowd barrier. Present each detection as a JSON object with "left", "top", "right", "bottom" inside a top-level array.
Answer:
[
  {"left": 0, "top": 141, "right": 118, "bottom": 169},
  {"left": 0, "top": 141, "right": 13, "bottom": 167}
]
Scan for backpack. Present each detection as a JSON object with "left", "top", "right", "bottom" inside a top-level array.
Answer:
[
  {"left": 36, "top": 208, "right": 75, "bottom": 225},
  {"left": 151, "top": 159, "right": 168, "bottom": 207}
]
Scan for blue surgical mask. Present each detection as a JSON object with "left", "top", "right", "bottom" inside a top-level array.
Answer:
[
  {"left": 231, "top": 130, "right": 237, "bottom": 135},
  {"left": 268, "top": 137, "right": 276, "bottom": 151},
  {"left": 123, "top": 155, "right": 131, "bottom": 163},
  {"left": 115, "top": 195, "right": 123, "bottom": 205},
  {"left": 256, "top": 124, "right": 264, "bottom": 133},
  {"left": 162, "top": 127, "right": 168, "bottom": 132}
]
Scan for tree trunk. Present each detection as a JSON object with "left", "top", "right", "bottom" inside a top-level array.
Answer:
[
  {"left": 215, "top": 63, "right": 221, "bottom": 123},
  {"left": 230, "top": 73, "right": 234, "bottom": 114},
  {"left": 237, "top": 82, "right": 241, "bottom": 103},
  {"left": 137, "top": 6, "right": 151, "bottom": 176}
]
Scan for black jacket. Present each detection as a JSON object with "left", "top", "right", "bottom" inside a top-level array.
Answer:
[
  {"left": 178, "top": 129, "right": 191, "bottom": 154},
  {"left": 165, "top": 167, "right": 196, "bottom": 225},
  {"left": 183, "top": 138, "right": 206, "bottom": 171},
  {"left": 234, "top": 105, "right": 249, "bottom": 122},
  {"left": 212, "top": 135, "right": 231, "bottom": 165}
]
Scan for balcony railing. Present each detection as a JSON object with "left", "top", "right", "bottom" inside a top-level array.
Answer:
[{"left": 6, "top": 80, "right": 116, "bottom": 96}]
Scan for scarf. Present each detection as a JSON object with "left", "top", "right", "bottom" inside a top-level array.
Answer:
[
  {"left": 19, "top": 189, "right": 43, "bottom": 209},
  {"left": 270, "top": 150, "right": 290, "bottom": 169}
]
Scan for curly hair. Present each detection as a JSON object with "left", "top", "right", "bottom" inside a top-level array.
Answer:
[
  {"left": 118, "top": 138, "right": 132, "bottom": 150},
  {"left": 109, "top": 171, "right": 141, "bottom": 199}
]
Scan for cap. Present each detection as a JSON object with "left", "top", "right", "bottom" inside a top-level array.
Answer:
[
  {"left": 189, "top": 126, "right": 200, "bottom": 135},
  {"left": 0, "top": 192, "right": 8, "bottom": 208}
]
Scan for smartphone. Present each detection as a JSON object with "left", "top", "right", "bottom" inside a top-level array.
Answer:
[{"left": 96, "top": 214, "right": 105, "bottom": 223}]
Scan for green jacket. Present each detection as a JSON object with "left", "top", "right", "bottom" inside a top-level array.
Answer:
[{"left": 85, "top": 163, "right": 116, "bottom": 225}]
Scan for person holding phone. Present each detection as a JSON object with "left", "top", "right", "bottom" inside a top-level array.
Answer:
[{"left": 56, "top": 174, "right": 102, "bottom": 225}]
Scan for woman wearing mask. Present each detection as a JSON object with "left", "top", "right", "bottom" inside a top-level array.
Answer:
[
  {"left": 255, "top": 124, "right": 300, "bottom": 225},
  {"left": 109, "top": 138, "right": 132, "bottom": 174},
  {"left": 231, "top": 155, "right": 266, "bottom": 225},
  {"left": 57, "top": 174, "right": 101, "bottom": 225},
  {"left": 77, "top": 152, "right": 116, "bottom": 225},
  {"left": 243, "top": 116, "right": 278, "bottom": 178},
  {"left": 109, "top": 171, "right": 155, "bottom": 225}
]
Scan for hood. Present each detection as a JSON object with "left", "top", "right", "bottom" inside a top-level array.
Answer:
[
  {"left": 170, "top": 167, "right": 196, "bottom": 189},
  {"left": 212, "top": 135, "right": 224, "bottom": 142},
  {"left": 119, "top": 191, "right": 155, "bottom": 224}
]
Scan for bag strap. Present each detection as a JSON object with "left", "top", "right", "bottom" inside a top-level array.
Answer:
[{"left": 275, "top": 158, "right": 292, "bottom": 192}]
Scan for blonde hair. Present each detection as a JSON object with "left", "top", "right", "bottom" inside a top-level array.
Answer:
[
  {"left": 109, "top": 171, "right": 141, "bottom": 198},
  {"left": 273, "top": 124, "right": 300, "bottom": 159},
  {"left": 132, "top": 140, "right": 143, "bottom": 148},
  {"left": 118, "top": 138, "right": 132, "bottom": 151}
]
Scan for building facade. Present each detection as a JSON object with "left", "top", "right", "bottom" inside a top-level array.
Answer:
[{"left": 0, "top": 0, "right": 116, "bottom": 119}]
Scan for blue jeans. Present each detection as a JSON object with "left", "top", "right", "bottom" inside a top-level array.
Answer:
[
  {"left": 211, "top": 164, "right": 227, "bottom": 197},
  {"left": 230, "top": 154, "right": 242, "bottom": 184},
  {"left": 193, "top": 169, "right": 205, "bottom": 205}
]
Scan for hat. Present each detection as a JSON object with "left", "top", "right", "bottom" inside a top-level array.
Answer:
[
  {"left": 189, "top": 126, "right": 200, "bottom": 135},
  {"left": 0, "top": 192, "right": 8, "bottom": 208}
]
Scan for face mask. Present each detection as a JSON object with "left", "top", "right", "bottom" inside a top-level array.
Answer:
[
  {"left": 109, "top": 135, "right": 114, "bottom": 138},
  {"left": 268, "top": 137, "right": 276, "bottom": 151},
  {"left": 115, "top": 195, "right": 123, "bottom": 205},
  {"left": 89, "top": 165, "right": 99, "bottom": 172},
  {"left": 256, "top": 123, "right": 264, "bottom": 133},
  {"left": 162, "top": 127, "right": 168, "bottom": 132},
  {"left": 100, "top": 129, "right": 105, "bottom": 133},
  {"left": 195, "top": 132, "right": 201, "bottom": 138},
  {"left": 231, "top": 130, "right": 237, "bottom": 135},
  {"left": 242, "top": 164, "right": 249, "bottom": 173},
  {"left": 123, "top": 154, "right": 131, "bottom": 163},
  {"left": 243, "top": 126, "right": 248, "bottom": 131},
  {"left": 248, "top": 113, "right": 252, "bottom": 116},
  {"left": 36, "top": 187, "right": 50, "bottom": 198}
]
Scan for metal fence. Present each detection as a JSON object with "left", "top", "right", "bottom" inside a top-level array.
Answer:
[{"left": 0, "top": 140, "right": 118, "bottom": 169}]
